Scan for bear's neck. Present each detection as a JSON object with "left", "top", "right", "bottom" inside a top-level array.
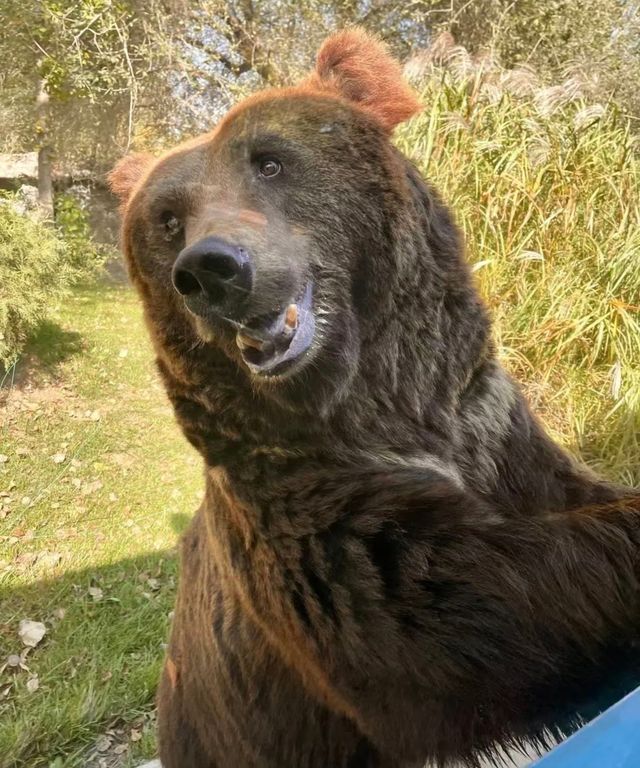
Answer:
[
  {"left": 158, "top": 342, "right": 616, "bottom": 518},
  {"left": 332, "top": 351, "right": 617, "bottom": 515},
  {"left": 451, "top": 359, "right": 618, "bottom": 513}
]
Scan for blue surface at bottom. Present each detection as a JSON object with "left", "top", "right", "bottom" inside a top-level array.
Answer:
[{"left": 531, "top": 686, "right": 640, "bottom": 767}]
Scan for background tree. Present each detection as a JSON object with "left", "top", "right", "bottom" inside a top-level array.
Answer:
[
  {"left": 0, "top": 0, "right": 178, "bottom": 188},
  {"left": 1, "top": 0, "right": 638, "bottom": 189}
]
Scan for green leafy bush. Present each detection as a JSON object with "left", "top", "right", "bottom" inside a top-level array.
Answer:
[
  {"left": 0, "top": 196, "right": 99, "bottom": 369},
  {"left": 55, "top": 191, "right": 105, "bottom": 275},
  {"left": 398, "top": 40, "right": 640, "bottom": 484}
]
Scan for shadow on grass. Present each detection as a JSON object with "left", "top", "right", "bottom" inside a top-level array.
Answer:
[
  {"left": 169, "top": 512, "right": 192, "bottom": 536},
  {"left": 0, "top": 549, "right": 178, "bottom": 768},
  {"left": 1, "top": 320, "right": 85, "bottom": 392},
  {"left": 24, "top": 320, "right": 85, "bottom": 370}
]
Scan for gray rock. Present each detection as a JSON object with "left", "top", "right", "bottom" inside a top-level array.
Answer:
[{"left": 0, "top": 152, "right": 38, "bottom": 181}]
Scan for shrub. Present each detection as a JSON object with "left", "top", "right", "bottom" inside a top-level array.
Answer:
[
  {"left": 398, "top": 39, "right": 640, "bottom": 485},
  {"left": 55, "top": 190, "right": 105, "bottom": 275},
  {"left": 0, "top": 196, "right": 99, "bottom": 369}
]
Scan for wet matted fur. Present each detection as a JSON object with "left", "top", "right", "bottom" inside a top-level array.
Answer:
[{"left": 110, "top": 28, "right": 640, "bottom": 768}]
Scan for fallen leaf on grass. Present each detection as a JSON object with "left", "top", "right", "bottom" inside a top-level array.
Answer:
[
  {"left": 81, "top": 479, "right": 103, "bottom": 496},
  {"left": 13, "top": 552, "right": 38, "bottom": 570},
  {"left": 54, "top": 528, "right": 77, "bottom": 540},
  {"left": 19, "top": 620, "right": 46, "bottom": 648},
  {"left": 95, "top": 735, "right": 111, "bottom": 753},
  {"left": 38, "top": 551, "right": 62, "bottom": 570},
  {"left": 0, "top": 496, "right": 12, "bottom": 519},
  {"left": 11, "top": 550, "right": 64, "bottom": 574},
  {"left": 0, "top": 454, "right": 8, "bottom": 463},
  {"left": 88, "top": 586, "right": 103, "bottom": 601},
  {"left": 107, "top": 452, "right": 135, "bottom": 470},
  {"left": 1, "top": 648, "right": 30, "bottom": 673}
]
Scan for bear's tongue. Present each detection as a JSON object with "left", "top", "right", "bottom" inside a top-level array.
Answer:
[{"left": 235, "top": 282, "right": 315, "bottom": 376}]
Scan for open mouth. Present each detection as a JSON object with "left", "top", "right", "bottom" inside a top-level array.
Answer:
[
  {"left": 234, "top": 282, "right": 315, "bottom": 376},
  {"left": 185, "top": 281, "right": 316, "bottom": 377}
]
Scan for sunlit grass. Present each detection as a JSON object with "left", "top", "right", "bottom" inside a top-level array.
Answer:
[{"left": 0, "top": 285, "right": 200, "bottom": 767}]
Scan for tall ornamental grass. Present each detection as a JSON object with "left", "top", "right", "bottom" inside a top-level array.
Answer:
[{"left": 398, "top": 37, "right": 640, "bottom": 485}]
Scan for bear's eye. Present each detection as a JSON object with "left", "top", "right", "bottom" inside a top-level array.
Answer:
[
  {"left": 161, "top": 211, "right": 183, "bottom": 241},
  {"left": 258, "top": 157, "right": 282, "bottom": 178}
]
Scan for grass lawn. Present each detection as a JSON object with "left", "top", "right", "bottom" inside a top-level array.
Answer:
[{"left": 0, "top": 281, "right": 201, "bottom": 768}]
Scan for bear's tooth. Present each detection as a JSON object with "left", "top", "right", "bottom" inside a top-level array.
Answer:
[
  {"left": 236, "top": 333, "right": 263, "bottom": 351},
  {"left": 285, "top": 304, "right": 298, "bottom": 330}
]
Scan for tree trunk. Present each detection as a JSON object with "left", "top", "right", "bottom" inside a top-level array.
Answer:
[{"left": 36, "top": 74, "right": 53, "bottom": 217}]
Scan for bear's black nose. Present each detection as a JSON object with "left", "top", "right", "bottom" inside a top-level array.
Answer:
[{"left": 172, "top": 236, "right": 253, "bottom": 313}]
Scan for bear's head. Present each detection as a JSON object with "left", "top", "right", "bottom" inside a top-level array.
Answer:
[{"left": 110, "top": 29, "right": 489, "bottom": 437}]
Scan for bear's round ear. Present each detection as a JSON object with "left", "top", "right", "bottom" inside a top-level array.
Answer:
[
  {"left": 107, "top": 152, "right": 154, "bottom": 207},
  {"left": 306, "top": 28, "right": 421, "bottom": 133}
]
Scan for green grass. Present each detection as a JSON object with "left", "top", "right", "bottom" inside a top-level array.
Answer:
[{"left": 0, "top": 284, "right": 200, "bottom": 768}]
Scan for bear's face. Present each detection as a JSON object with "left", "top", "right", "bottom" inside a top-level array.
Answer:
[
  {"left": 110, "top": 30, "right": 426, "bottom": 389},
  {"left": 116, "top": 95, "right": 404, "bottom": 379}
]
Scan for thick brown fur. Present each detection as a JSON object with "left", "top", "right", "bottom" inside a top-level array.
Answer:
[
  {"left": 305, "top": 28, "right": 422, "bottom": 132},
  {"left": 107, "top": 151, "right": 155, "bottom": 211},
  {"left": 111, "top": 29, "right": 640, "bottom": 768}
]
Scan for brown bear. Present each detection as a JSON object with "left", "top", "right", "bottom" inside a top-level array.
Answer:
[{"left": 109, "top": 28, "right": 640, "bottom": 768}]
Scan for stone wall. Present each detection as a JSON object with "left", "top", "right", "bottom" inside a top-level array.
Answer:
[
  {"left": 0, "top": 152, "right": 120, "bottom": 247},
  {"left": 60, "top": 180, "right": 120, "bottom": 247}
]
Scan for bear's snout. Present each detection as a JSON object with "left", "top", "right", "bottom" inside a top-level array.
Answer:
[{"left": 172, "top": 236, "right": 254, "bottom": 319}]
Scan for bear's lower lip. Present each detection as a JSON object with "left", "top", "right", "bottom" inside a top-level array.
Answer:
[{"left": 234, "top": 282, "right": 315, "bottom": 377}]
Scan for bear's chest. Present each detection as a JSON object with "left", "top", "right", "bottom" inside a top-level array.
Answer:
[{"left": 164, "top": 510, "right": 377, "bottom": 767}]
